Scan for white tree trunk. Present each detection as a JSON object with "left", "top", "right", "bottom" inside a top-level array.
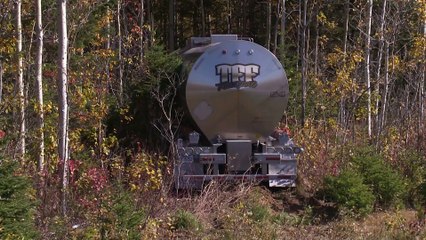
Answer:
[
  {"left": 375, "top": 0, "right": 387, "bottom": 133},
  {"left": 106, "top": 5, "right": 111, "bottom": 86},
  {"left": 419, "top": 18, "right": 425, "bottom": 147},
  {"left": 339, "top": 0, "right": 349, "bottom": 131},
  {"left": 36, "top": 0, "right": 45, "bottom": 172},
  {"left": 16, "top": 0, "right": 25, "bottom": 161},
  {"left": 117, "top": 0, "right": 123, "bottom": 104},
  {"left": 57, "top": 0, "right": 69, "bottom": 216},
  {"left": 377, "top": 41, "right": 390, "bottom": 148},
  {"left": 343, "top": 0, "right": 349, "bottom": 58},
  {"left": 365, "top": 0, "right": 373, "bottom": 137}
]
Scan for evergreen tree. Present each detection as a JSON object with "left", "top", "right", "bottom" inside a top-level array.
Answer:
[{"left": 0, "top": 159, "right": 38, "bottom": 239}]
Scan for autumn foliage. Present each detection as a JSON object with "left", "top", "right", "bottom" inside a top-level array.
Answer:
[{"left": 0, "top": 0, "right": 425, "bottom": 239}]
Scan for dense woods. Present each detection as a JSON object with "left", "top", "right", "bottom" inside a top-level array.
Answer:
[{"left": 0, "top": 0, "right": 425, "bottom": 238}]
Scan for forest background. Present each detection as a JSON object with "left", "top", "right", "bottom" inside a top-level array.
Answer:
[{"left": 0, "top": 0, "right": 425, "bottom": 239}]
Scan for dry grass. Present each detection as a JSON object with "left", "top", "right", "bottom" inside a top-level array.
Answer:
[{"left": 151, "top": 183, "right": 426, "bottom": 240}]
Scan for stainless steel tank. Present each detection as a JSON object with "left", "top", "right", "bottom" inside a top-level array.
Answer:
[{"left": 184, "top": 37, "right": 289, "bottom": 143}]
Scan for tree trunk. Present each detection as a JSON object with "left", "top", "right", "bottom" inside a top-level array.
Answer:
[
  {"left": 227, "top": 0, "right": 231, "bottom": 34},
  {"left": 419, "top": 18, "right": 425, "bottom": 149},
  {"left": 168, "top": 0, "right": 175, "bottom": 50},
  {"left": 146, "top": 0, "right": 154, "bottom": 47},
  {"left": 314, "top": 3, "right": 319, "bottom": 77},
  {"left": 242, "top": 1, "right": 247, "bottom": 36},
  {"left": 0, "top": 61, "right": 3, "bottom": 104},
  {"left": 117, "top": 0, "right": 123, "bottom": 104},
  {"left": 280, "top": 0, "right": 286, "bottom": 49},
  {"left": 377, "top": 41, "right": 389, "bottom": 148},
  {"left": 301, "top": 0, "right": 307, "bottom": 126},
  {"left": 273, "top": 0, "right": 280, "bottom": 54},
  {"left": 343, "top": 0, "right": 349, "bottom": 57},
  {"left": 200, "top": 0, "right": 205, "bottom": 36},
  {"left": 374, "top": 0, "right": 387, "bottom": 137},
  {"left": 15, "top": 0, "right": 25, "bottom": 161},
  {"left": 365, "top": 0, "right": 373, "bottom": 138},
  {"left": 340, "top": 0, "right": 350, "bottom": 135},
  {"left": 57, "top": 0, "right": 69, "bottom": 216},
  {"left": 297, "top": 1, "right": 301, "bottom": 71},
  {"left": 36, "top": 0, "right": 45, "bottom": 172},
  {"left": 140, "top": 0, "right": 144, "bottom": 63},
  {"left": 106, "top": 5, "right": 111, "bottom": 87},
  {"left": 266, "top": 0, "right": 271, "bottom": 50}
]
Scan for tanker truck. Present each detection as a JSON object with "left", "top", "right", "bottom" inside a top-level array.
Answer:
[{"left": 175, "top": 34, "right": 302, "bottom": 190}]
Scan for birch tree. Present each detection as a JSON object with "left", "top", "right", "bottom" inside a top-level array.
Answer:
[
  {"left": 117, "top": 0, "right": 123, "bottom": 104},
  {"left": 36, "top": 0, "right": 44, "bottom": 171},
  {"left": 15, "top": 0, "right": 25, "bottom": 161},
  {"left": 374, "top": 0, "right": 387, "bottom": 135},
  {"left": 365, "top": 0, "right": 373, "bottom": 137},
  {"left": 339, "top": 0, "right": 350, "bottom": 129},
  {"left": 377, "top": 40, "right": 389, "bottom": 147},
  {"left": 57, "top": 0, "right": 69, "bottom": 216}
]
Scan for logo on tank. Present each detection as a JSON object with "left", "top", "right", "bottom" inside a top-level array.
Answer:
[{"left": 215, "top": 64, "right": 260, "bottom": 91}]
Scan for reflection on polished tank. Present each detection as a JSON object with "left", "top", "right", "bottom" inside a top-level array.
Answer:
[{"left": 176, "top": 34, "right": 303, "bottom": 189}]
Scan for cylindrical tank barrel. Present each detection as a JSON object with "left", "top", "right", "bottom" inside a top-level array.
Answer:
[{"left": 184, "top": 37, "right": 289, "bottom": 143}]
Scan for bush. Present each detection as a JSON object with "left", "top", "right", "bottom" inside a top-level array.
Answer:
[
  {"left": 420, "top": 179, "right": 426, "bottom": 206},
  {"left": 322, "top": 170, "right": 375, "bottom": 216},
  {"left": 70, "top": 185, "right": 148, "bottom": 239},
  {"left": 172, "top": 209, "right": 202, "bottom": 232},
  {"left": 110, "top": 191, "right": 147, "bottom": 239},
  {"left": 272, "top": 212, "right": 301, "bottom": 226},
  {"left": 399, "top": 150, "right": 426, "bottom": 206},
  {"left": 352, "top": 147, "right": 407, "bottom": 208},
  {"left": 0, "top": 160, "right": 38, "bottom": 239},
  {"left": 248, "top": 203, "right": 270, "bottom": 223}
]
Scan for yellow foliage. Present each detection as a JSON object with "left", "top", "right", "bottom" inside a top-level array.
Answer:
[
  {"left": 390, "top": 55, "right": 402, "bottom": 71},
  {"left": 0, "top": 38, "right": 15, "bottom": 56},
  {"left": 293, "top": 118, "right": 347, "bottom": 193},
  {"left": 128, "top": 152, "right": 167, "bottom": 192},
  {"left": 415, "top": 0, "right": 426, "bottom": 21},
  {"left": 142, "top": 218, "right": 160, "bottom": 240},
  {"left": 317, "top": 11, "right": 337, "bottom": 29},
  {"left": 411, "top": 35, "right": 426, "bottom": 60}
]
